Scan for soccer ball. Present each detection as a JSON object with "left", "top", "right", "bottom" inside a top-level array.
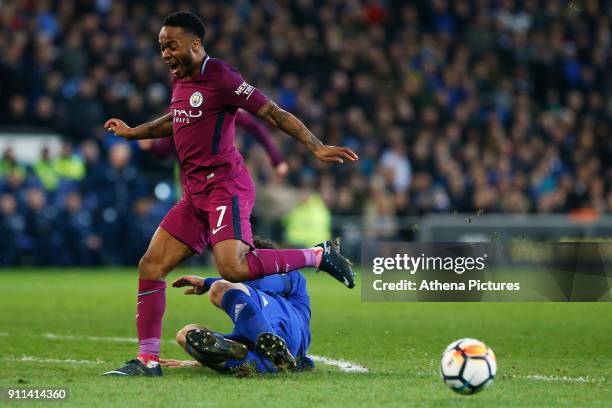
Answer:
[{"left": 440, "top": 338, "right": 496, "bottom": 395}]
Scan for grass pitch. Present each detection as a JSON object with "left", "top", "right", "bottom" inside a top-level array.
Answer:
[{"left": 0, "top": 268, "right": 610, "bottom": 407}]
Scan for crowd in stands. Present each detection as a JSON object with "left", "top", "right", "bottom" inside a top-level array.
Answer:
[{"left": 1, "top": 0, "right": 612, "bottom": 264}]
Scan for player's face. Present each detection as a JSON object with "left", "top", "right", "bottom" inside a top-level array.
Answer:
[{"left": 159, "top": 26, "right": 200, "bottom": 79}]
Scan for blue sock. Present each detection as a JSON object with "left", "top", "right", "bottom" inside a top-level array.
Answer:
[{"left": 221, "top": 288, "right": 274, "bottom": 344}]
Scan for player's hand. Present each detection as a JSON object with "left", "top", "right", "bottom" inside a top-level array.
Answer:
[
  {"left": 104, "top": 118, "right": 135, "bottom": 139},
  {"left": 313, "top": 145, "right": 358, "bottom": 164},
  {"left": 275, "top": 161, "right": 289, "bottom": 177},
  {"left": 171, "top": 275, "right": 207, "bottom": 295},
  {"left": 159, "top": 358, "right": 201, "bottom": 367}
]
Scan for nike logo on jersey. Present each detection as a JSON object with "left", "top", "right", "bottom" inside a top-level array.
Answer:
[
  {"left": 212, "top": 225, "right": 227, "bottom": 235},
  {"left": 262, "top": 295, "right": 269, "bottom": 307}
]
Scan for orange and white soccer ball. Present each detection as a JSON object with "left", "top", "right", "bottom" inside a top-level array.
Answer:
[{"left": 440, "top": 338, "right": 497, "bottom": 395}]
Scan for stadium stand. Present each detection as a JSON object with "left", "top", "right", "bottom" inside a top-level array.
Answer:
[{"left": 1, "top": 0, "right": 611, "bottom": 264}]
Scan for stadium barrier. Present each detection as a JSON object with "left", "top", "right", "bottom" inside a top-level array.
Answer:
[{"left": 321, "top": 214, "right": 612, "bottom": 264}]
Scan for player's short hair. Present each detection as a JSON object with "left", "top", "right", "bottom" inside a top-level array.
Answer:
[
  {"left": 163, "top": 11, "right": 206, "bottom": 42},
  {"left": 253, "top": 237, "right": 278, "bottom": 250}
]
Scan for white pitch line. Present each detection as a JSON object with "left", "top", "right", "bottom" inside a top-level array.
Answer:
[
  {"left": 309, "top": 355, "right": 369, "bottom": 373},
  {"left": 43, "top": 332, "right": 138, "bottom": 343},
  {"left": 4, "top": 355, "right": 106, "bottom": 365},
  {"left": 32, "top": 333, "right": 370, "bottom": 374},
  {"left": 42, "top": 332, "right": 177, "bottom": 345},
  {"left": 512, "top": 374, "right": 606, "bottom": 383},
  {"left": 418, "top": 370, "right": 607, "bottom": 384},
  {"left": 6, "top": 334, "right": 606, "bottom": 382}
]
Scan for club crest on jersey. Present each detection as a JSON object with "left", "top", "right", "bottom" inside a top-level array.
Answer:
[{"left": 190, "top": 91, "right": 204, "bottom": 107}]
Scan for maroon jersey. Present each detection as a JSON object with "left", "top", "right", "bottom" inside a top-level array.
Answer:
[{"left": 170, "top": 56, "right": 269, "bottom": 195}]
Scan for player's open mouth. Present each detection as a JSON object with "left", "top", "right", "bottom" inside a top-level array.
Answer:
[{"left": 168, "top": 63, "right": 180, "bottom": 75}]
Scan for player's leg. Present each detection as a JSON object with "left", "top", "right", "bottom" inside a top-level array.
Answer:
[
  {"left": 208, "top": 179, "right": 355, "bottom": 288},
  {"left": 212, "top": 238, "right": 317, "bottom": 282},
  {"left": 175, "top": 325, "right": 282, "bottom": 374},
  {"left": 208, "top": 280, "right": 273, "bottom": 342},
  {"left": 247, "top": 237, "right": 356, "bottom": 288},
  {"left": 175, "top": 324, "right": 248, "bottom": 372},
  {"left": 207, "top": 167, "right": 354, "bottom": 287},
  {"left": 136, "top": 227, "right": 194, "bottom": 362},
  {"left": 208, "top": 280, "right": 296, "bottom": 370},
  {"left": 103, "top": 228, "right": 194, "bottom": 377},
  {"left": 104, "top": 197, "right": 206, "bottom": 377},
  {"left": 213, "top": 237, "right": 354, "bottom": 287}
]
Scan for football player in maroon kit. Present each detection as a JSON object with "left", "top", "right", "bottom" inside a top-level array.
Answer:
[{"left": 103, "top": 11, "right": 357, "bottom": 376}]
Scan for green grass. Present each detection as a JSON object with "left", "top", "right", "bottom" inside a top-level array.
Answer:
[{"left": 0, "top": 268, "right": 610, "bottom": 407}]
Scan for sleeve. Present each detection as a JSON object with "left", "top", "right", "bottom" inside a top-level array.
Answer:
[
  {"left": 236, "top": 110, "right": 284, "bottom": 166},
  {"left": 202, "top": 277, "right": 222, "bottom": 293},
  {"left": 216, "top": 63, "right": 269, "bottom": 114}
]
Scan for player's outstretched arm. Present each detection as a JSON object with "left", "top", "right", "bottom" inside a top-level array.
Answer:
[
  {"left": 172, "top": 275, "right": 209, "bottom": 295},
  {"left": 256, "top": 100, "right": 359, "bottom": 164},
  {"left": 104, "top": 113, "right": 174, "bottom": 140},
  {"left": 159, "top": 358, "right": 201, "bottom": 367}
]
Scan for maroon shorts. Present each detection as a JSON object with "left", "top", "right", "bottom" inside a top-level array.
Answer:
[{"left": 159, "top": 166, "right": 255, "bottom": 253}]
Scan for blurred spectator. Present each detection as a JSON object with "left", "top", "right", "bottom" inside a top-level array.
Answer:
[
  {"left": 0, "top": 193, "right": 27, "bottom": 264},
  {"left": 60, "top": 191, "right": 102, "bottom": 265},
  {"left": 80, "top": 139, "right": 105, "bottom": 210},
  {"left": 33, "top": 146, "right": 59, "bottom": 191},
  {"left": 53, "top": 141, "right": 85, "bottom": 181},
  {"left": 24, "top": 187, "right": 62, "bottom": 265},
  {"left": 33, "top": 96, "right": 56, "bottom": 128},
  {"left": 99, "top": 143, "right": 146, "bottom": 214},
  {"left": 380, "top": 131, "right": 412, "bottom": 193},
  {"left": 0, "top": 148, "right": 26, "bottom": 179},
  {"left": 5, "top": 94, "right": 29, "bottom": 126},
  {"left": 284, "top": 186, "right": 331, "bottom": 247},
  {"left": 364, "top": 176, "right": 398, "bottom": 239},
  {"left": 126, "top": 198, "right": 163, "bottom": 264},
  {"left": 97, "top": 143, "right": 147, "bottom": 264},
  {"left": 63, "top": 79, "right": 104, "bottom": 139}
]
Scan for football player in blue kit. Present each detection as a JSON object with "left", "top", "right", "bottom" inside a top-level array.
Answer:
[{"left": 164, "top": 238, "right": 314, "bottom": 374}]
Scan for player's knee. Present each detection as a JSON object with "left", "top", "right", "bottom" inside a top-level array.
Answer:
[
  {"left": 212, "top": 241, "right": 251, "bottom": 282},
  {"left": 209, "top": 280, "right": 233, "bottom": 307},
  {"left": 216, "top": 257, "right": 249, "bottom": 283},
  {"left": 176, "top": 328, "right": 187, "bottom": 348},
  {"left": 209, "top": 280, "right": 249, "bottom": 307},
  {"left": 138, "top": 253, "right": 167, "bottom": 280},
  {"left": 176, "top": 324, "right": 201, "bottom": 348}
]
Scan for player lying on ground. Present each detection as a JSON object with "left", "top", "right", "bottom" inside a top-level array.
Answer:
[
  {"left": 166, "top": 238, "right": 313, "bottom": 375},
  {"left": 102, "top": 11, "right": 357, "bottom": 376},
  {"left": 106, "top": 238, "right": 313, "bottom": 376}
]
